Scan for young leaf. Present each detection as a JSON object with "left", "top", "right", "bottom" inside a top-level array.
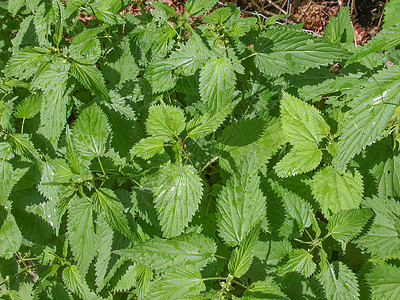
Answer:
[
  {"left": 274, "top": 143, "right": 322, "bottom": 178},
  {"left": 334, "top": 66, "right": 400, "bottom": 169},
  {"left": 311, "top": 166, "right": 363, "bottom": 215},
  {"left": 254, "top": 27, "right": 349, "bottom": 76},
  {"left": 146, "top": 103, "right": 186, "bottom": 141},
  {"left": 130, "top": 137, "right": 165, "bottom": 160},
  {"left": 67, "top": 196, "right": 96, "bottom": 277},
  {"left": 199, "top": 56, "right": 236, "bottom": 109},
  {"left": 143, "top": 267, "right": 205, "bottom": 299},
  {"left": 366, "top": 263, "right": 400, "bottom": 299},
  {"left": 15, "top": 93, "right": 42, "bottom": 119},
  {"left": 152, "top": 163, "right": 203, "bottom": 238},
  {"left": 279, "top": 249, "right": 316, "bottom": 278},
  {"left": 216, "top": 155, "right": 266, "bottom": 246},
  {"left": 328, "top": 208, "right": 373, "bottom": 244},
  {"left": 0, "top": 212, "right": 23, "bottom": 259},
  {"left": 62, "top": 265, "right": 97, "bottom": 300},
  {"left": 115, "top": 234, "right": 216, "bottom": 272},
  {"left": 269, "top": 179, "right": 313, "bottom": 229},
  {"left": 186, "top": 0, "right": 218, "bottom": 16},
  {"left": 318, "top": 260, "right": 359, "bottom": 300},
  {"left": 323, "top": 7, "right": 354, "bottom": 45},
  {"left": 186, "top": 100, "right": 238, "bottom": 139},
  {"left": 0, "top": 161, "right": 13, "bottom": 205},
  {"left": 228, "top": 226, "right": 259, "bottom": 278},
  {"left": 72, "top": 104, "right": 111, "bottom": 160},
  {"left": 70, "top": 59, "right": 109, "bottom": 100},
  {"left": 280, "top": 92, "right": 330, "bottom": 145},
  {"left": 92, "top": 188, "right": 132, "bottom": 240}
]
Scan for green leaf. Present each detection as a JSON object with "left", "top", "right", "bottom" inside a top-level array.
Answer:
[
  {"left": 4, "top": 47, "right": 48, "bottom": 80},
  {"left": 145, "top": 60, "right": 176, "bottom": 93},
  {"left": 328, "top": 208, "right": 373, "bottom": 244},
  {"left": 52, "top": 0, "right": 65, "bottom": 46},
  {"left": 228, "top": 227, "right": 259, "bottom": 278},
  {"left": 113, "top": 265, "right": 138, "bottom": 292},
  {"left": 216, "top": 154, "right": 266, "bottom": 246},
  {"left": 92, "top": 4, "right": 125, "bottom": 25},
  {"left": 152, "top": 163, "right": 203, "bottom": 238},
  {"left": 8, "top": 0, "right": 25, "bottom": 16},
  {"left": 199, "top": 56, "right": 236, "bottom": 109},
  {"left": 67, "top": 196, "right": 96, "bottom": 277},
  {"left": 92, "top": 188, "right": 132, "bottom": 240},
  {"left": 334, "top": 66, "right": 400, "bottom": 169},
  {"left": 38, "top": 83, "right": 69, "bottom": 146},
  {"left": 243, "top": 277, "right": 288, "bottom": 299},
  {"left": 73, "top": 103, "right": 111, "bottom": 160},
  {"left": 318, "top": 260, "right": 359, "bottom": 300},
  {"left": 131, "top": 137, "right": 165, "bottom": 160},
  {"left": 280, "top": 92, "right": 330, "bottom": 145},
  {"left": 95, "top": 216, "right": 113, "bottom": 292},
  {"left": 323, "top": 7, "right": 354, "bottom": 45},
  {"left": 0, "top": 212, "right": 23, "bottom": 259},
  {"left": 0, "top": 161, "right": 13, "bottom": 205},
  {"left": 346, "top": 25, "right": 400, "bottom": 65},
  {"left": 135, "top": 265, "right": 152, "bottom": 298},
  {"left": 311, "top": 166, "right": 363, "bottom": 215},
  {"left": 383, "top": 0, "right": 400, "bottom": 28},
  {"left": 146, "top": 103, "right": 186, "bottom": 141},
  {"left": 254, "top": 27, "right": 349, "bottom": 76},
  {"left": 186, "top": 100, "right": 238, "bottom": 139},
  {"left": 366, "top": 263, "right": 400, "bottom": 299},
  {"left": 143, "top": 267, "right": 205, "bottom": 299},
  {"left": 115, "top": 234, "right": 216, "bottom": 272},
  {"left": 62, "top": 265, "right": 97, "bottom": 300},
  {"left": 70, "top": 59, "right": 109, "bottom": 100},
  {"left": 15, "top": 93, "right": 42, "bottom": 119},
  {"left": 279, "top": 249, "right": 316, "bottom": 278},
  {"left": 8, "top": 134, "right": 41, "bottom": 162},
  {"left": 274, "top": 143, "right": 322, "bottom": 178},
  {"left": 269, "top": 179, "right": 313, "bottom": 229},
  {"left": 186, "top": 0, "right": 217, "bottom": 16}
]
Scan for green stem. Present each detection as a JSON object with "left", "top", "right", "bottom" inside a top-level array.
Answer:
[
  {"left": 212, "top": 254, "right": 229, "bottom": 260},
  {"left": 232, "top": 52, "right": 258, "bottom": 67},
  {"left": 97, "top": 155, "right": 107, "bottom": 180},
  {"left": 21, "top": 118, "right": 25, "bottom": 134},
  {"left": 201, "top": 156, "right": 220, "bottom": 172}
]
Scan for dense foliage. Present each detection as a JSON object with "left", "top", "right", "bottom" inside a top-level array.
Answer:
[{"left": 1, "top": 0, "right": 400, "bottom": 299}]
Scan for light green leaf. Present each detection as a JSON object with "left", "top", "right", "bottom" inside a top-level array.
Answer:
[
  {"left": 0, "top": 213, "right": 23, "bottom": 259},
  {"left": 15, "top": 93, "right": 42, "bottom": 119},
  {"left": 328, "top": 208, "right": 373, "bottom": 244},
  {"left": 113, "top": 264, "right": 137, "bottom": 292},
  {"left": 135, "top": 265, "right": 152, "bottom": 298},
  {"left": 186, "top": 0, "right": 217, "bottom": 16},
  {"left": 67, "top": 196, "right": 96, "bottom": 277},
  {"left": 62, "top": 265, "right": 97, "bottom": 300},
  {"left": 243, "top": 277, "right": 288, "bottom": 299},
  {"left": 279, "top": 249, "right": 316, "bottom": 277},
  {"left": 143, "top": 267, "right": 205, "bottom": 300},
  {"left": 280, "top": 92, "right": 330, "bottom": 145},
  {"left": 346, "top": 25, "right": 400, "bottom": 65},
  {"left": 383, "top": 0, "right": 400, "bottom": 28},
  {"left": 216, "top": 155, "right": 266, "bottom": 246},
  {"left": 311, "top": 166, "right": 363, "bottom": 215},
  {"left": 0, "top": 143, "right": 13, "bottom": 161},
  {"left": 8, "top": 134, "right": 41, "bottom": 162},
  {"left": 131, "top": 137, "right": 165, "bottom": 160},
  {"left": 366, "top": 263, "right": 400, "bottom": 299},
  {"left": 318, "top": 260, "right": 359, "bottom": 300},
  {"left": 152, "top": 163, "right": 203, "bottom": 238},
  {"left": 70, "top": 59, "right": 109, "bottom": 100},
  {"left": 199, "top": 56, "right": 236, "bottom": 109},
  {"left": 146, "top": 103, "right": 186, "bottom": 141},
  {"left": 334, "top": 66, "right": 400, "bottom": 169},
  {"left": 95, "top": 216, "right": 113, "bottom": 292},
  {"left": 4, "top": 47, "right": 48, "bottom": 80},
  {"left": 269, "top": 179, "right": 313, "bottom": 229},
  {"left": 254, "top": 27, "right": 349, "bottom": 76},
  {"left": 92, "top": 188, "right": 132, "bottom": 240},
  {"left": 8, "top": 0, "right": 25, "bottom": 16},
  {"left": 228, "top": 227, "right": 259, "bottom": 278},
  {"left": 0, "top": 161, "right": 13, "bottom": 205},
  {"left": 115, "top": 234, "right": 216, "bottom": 272},
  {"left": 274, "top": 143, "right": 322, "bottom": 178},
  {"left": 323, "top": 7, "right": 354, "bottom": 45},
  {"left": 186, "top": 100, "right": 237, "bottom": 139},
  {"left": 92, "top": 4, "right": 125, "bottom": 25},
  {"left": 52, "top": 0, "right": 64, "bottom": 46},
  {"left": 145, "top": 60, "right": 176, "bottom": 93},
  {"left": 73, "top": 104, "right": 111, "bottom": 160}
]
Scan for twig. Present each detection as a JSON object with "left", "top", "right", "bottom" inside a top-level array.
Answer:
[
  {"left": 266, "top": 0, "right": 287, "bottom": 14},
  {"left": 378, "top": 0, "right": 389, "bottom": 28},
  {"left": 297, "top": 0, "right": 312, "bottom": 22}
]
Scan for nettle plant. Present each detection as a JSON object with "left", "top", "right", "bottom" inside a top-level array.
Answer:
[{"left": 0, "top": 0, "right": 400, "bottom": 298}]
